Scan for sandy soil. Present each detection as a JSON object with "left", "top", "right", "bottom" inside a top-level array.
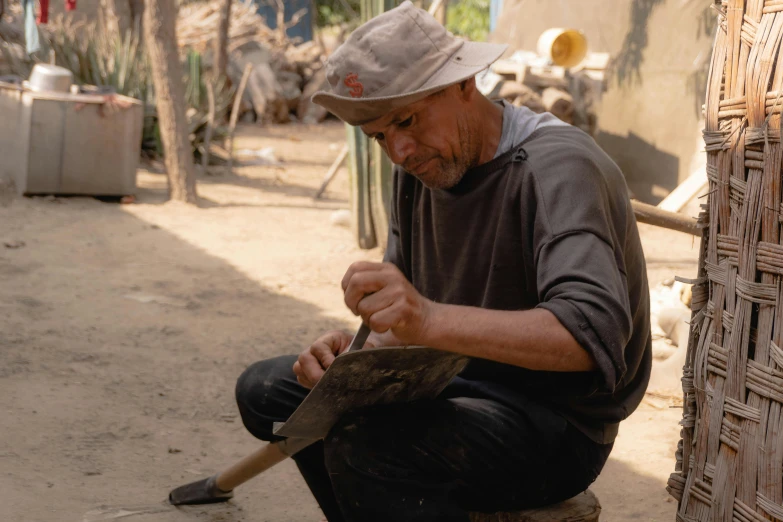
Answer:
[{"left": 0, "top": 121, "right": 698, "bottom": 522}]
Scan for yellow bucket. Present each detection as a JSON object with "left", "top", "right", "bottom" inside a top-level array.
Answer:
[{"left": 537, "top": 29, "right": 588, "bottom": 68}]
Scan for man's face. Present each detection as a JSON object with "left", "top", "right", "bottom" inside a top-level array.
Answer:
[{"left": 360, "top": 84, "right": 477, "bottom": 189}]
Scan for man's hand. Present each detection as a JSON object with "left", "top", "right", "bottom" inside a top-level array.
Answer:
[
  {"left": 341, "top": 261, "right": 433, "bottom": 345},
  {"left": 293, "top": 330, "right": 372, "bottom": 389}
]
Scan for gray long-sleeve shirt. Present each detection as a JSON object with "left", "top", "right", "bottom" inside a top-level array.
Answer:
[{"left": 385, "top": 124, "right": 652, "bottom": 444}]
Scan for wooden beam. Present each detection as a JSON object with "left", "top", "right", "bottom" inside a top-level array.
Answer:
[{"left": 632, "top": 200, "right": 700, "bottom": 236}]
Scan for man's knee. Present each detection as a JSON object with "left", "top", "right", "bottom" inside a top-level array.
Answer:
[
  {"left": 235, "top": 356, "right": 291, "bottom": 409},
  {"left": 235, "top": 355, "right": 300, "bottom": 441},
  {"left": 323, "top": 409, "right": 383, "bottom": 475},
  {"left": 323, "top": 402, "right": 444, "bottom": 475}
]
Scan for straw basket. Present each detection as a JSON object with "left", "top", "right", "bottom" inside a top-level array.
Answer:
[{"left": 667, "top": 1, "right": 783, "bottom": 520}]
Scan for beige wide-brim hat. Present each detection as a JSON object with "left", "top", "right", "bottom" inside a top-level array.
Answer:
[{"left": 312, "top": 1, "right": 508, "bottom": 126}]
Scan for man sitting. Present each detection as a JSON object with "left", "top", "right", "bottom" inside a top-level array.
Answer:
[{"left": 236, "top": 2, "right": 651, "bottom": 521}]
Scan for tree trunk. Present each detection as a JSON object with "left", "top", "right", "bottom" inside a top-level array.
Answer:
[
  {"left": 213, "top": 0, "right": 232, "bottom": 80},
  {"left": 144, "top": 0, "right": 198, "bottom": 204}
]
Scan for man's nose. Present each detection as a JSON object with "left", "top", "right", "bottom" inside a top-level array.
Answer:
[{"left": 385, "top": 132, "right": 416, "bottom": 166}]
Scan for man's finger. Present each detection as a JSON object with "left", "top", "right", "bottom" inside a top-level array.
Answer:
[
  {"left": 310, "top": 342, "right": 336, "bottom": 370},
  {"left": 297, "top": 351, "right": 325, "bottom": 386},
  {"left": 365, "top": 302, "right": 407, "bottom": 334},
  {"left": 341, "top": 261, "right": 386, "bottom": 292},
  {"left": 320, "top": 330, "right": 352, "bottom": 354},
  {"left": 344, "top": 271, "right": 388, "bottom": 315},
  {"left": 296, "top": 375, "right": 314, "bottom": 389},
  {"left": 356, "top": 287, "right": 397, "bottom": 324},
  {"left": 292, "top": 360, "right": 314, "bottom": 389}
]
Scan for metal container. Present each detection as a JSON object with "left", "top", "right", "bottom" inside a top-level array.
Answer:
[
  {"left": 0, "top": 81, "right": 143, "bottom": 196},
  {"left": 27, "top": 64, "right": 74, "bottom": 93}
]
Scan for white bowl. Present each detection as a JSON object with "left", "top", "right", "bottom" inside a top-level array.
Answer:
[{"left": 28, "top": 64, "right": 74, "bottom": 93}]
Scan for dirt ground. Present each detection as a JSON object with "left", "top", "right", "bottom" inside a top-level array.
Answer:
[{"left": 0, "top": 121, "right": 699, "bottom": 522}]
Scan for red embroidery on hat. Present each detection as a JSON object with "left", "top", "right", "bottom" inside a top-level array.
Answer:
[{"left": 344, "top": 73, "right": 364, "bottom": 98}]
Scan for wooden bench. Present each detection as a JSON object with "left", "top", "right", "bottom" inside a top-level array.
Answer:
[{"left": 470, "top": 490, "right": 600, "bottom": 522}]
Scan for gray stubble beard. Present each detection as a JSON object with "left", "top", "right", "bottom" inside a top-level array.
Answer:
[{"left": 423, "top": 115, "right": 477, "bottom": 190}]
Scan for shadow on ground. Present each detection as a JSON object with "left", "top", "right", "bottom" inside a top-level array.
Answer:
[
  {"left": 0, "top": 195, "right": 346, "bottom": 522},
  {"left": 594, "top": 457, "right": 677, "bottom": 521},
  {"left": 0, "top": 143, "right": 686, "bottom": 521}
]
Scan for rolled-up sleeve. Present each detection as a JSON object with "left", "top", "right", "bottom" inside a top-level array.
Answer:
[
  {"left": 529, "top": 151, "right": 634, "bottom": 393},
  {"left": 535, "top": 230, "right": 632, "bottom": 392}
]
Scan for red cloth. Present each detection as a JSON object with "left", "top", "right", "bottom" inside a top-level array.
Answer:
[
  {"left": 37, "top": 0, "right": 49, "bottom": 23},
  {"left": 65, "top": 0, "right": 76, "bottom": 11}
]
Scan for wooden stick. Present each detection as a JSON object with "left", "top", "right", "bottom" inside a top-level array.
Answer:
[
  {"left": 657, "top": 169, "right": 708, "bottom": 213},
  {"left": 201, "top": 80, "right": 216, "bottom": 172},
  {"left": 314, "top": 144, "right": 349, "bottom": 199},
  {"left": 226, "top": 63, "right": 252, "bottom": 174},
  {"left": 631, "top": 200, "right": 700, "bottom": 236}
]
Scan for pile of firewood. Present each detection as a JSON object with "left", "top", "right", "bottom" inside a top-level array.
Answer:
[
  {"left": 228, "top": 39, "right": 330, "bottom": 124},
  {"left": 492, "top": 77, "right": 598, "bottom": 136},
  {"left": 177, "top": 0, "right": 275, "bottom": 52},
  {"left": 177, "top": 0, "right": 333, "bottom": 125},
  {"left": 490, "top": 55, "right": 608, "bottom": 136}
]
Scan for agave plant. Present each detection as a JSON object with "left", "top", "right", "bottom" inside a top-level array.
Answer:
[
  {"left": 39, "top": 16, "right": 153, "bottom": 102},
  {"left": 0, "top": 17, "right": 235, "bottom": 160}
]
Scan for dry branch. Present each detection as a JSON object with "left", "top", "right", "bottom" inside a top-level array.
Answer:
[
  {"left": 227, "top": 63, "right": 252, "bottom": 173},
  {"left": 177, "top": 0, "right": 274, "bottom": 52}
]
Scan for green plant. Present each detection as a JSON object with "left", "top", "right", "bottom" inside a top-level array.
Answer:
[
  {"left": 446, "top": 0, "right": 490, "bottom": 42},
  {"left": 43, "top": 17, "right": 152, "bottom": 101},
  {"left": 182, "top": 50, "right": 235, "bottom": 160},
  {"left": 0, "top": 19, "right": 234, "bottom": 161},
  {"left": 315, "top": 0, "right": 361, "bottom": 27}
]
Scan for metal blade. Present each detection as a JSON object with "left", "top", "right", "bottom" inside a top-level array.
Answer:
[{"left": 346, "top": 323, "right": 371, "bottom": 353}]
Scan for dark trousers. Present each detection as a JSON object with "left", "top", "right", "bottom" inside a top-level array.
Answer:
[{"left": 235, "top": 355, "right": 613, "bottom": 522}]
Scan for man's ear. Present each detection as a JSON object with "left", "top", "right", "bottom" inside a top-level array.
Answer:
[{"left": 459, "top": 77, "right": 478, "bottom": 100}]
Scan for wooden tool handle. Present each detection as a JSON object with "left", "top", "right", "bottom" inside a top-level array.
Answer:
[{"left": 215, "top": 438, "right": 313, "bottom": 492}]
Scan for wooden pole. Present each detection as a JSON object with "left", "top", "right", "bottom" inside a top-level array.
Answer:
[
  {"left": 226, "top": 63, "right": 253, "bottom": 174},
  {"left": 314, "top": 144, "right": 349, "bottom": 199},
  {"left": 631, "top": 200, "right": 700, "bottom": 236}
]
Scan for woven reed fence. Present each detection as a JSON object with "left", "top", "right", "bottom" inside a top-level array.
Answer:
[{"left": 667, "top": 1, "right": 783, "bottom": 520}]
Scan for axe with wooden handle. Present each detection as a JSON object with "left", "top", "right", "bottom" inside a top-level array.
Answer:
[{"left": 168, "top": 325, "right": 371, "bottom": 505}]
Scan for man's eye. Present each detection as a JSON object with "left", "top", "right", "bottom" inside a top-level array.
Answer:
[
  {"left": 398, "top": 117, "right": 413, "bottom": 128},
  {"left": 374, "top": 133, "right": 385, "bottom": 142}
]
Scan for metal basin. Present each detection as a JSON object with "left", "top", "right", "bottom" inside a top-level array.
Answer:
[{"left": 27, "top": 64, "right": 73, "bottom": 93}]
